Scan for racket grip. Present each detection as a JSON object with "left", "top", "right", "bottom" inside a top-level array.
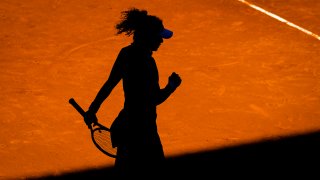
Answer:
[{"left": 69, "top": 98, "right": 86, "bottom": 117}]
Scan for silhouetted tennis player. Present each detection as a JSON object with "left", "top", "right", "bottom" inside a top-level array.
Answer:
[{"left": 84, "top": 8, "right": 181, "bottom": 178}]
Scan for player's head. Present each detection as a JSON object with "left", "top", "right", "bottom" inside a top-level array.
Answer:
[{"left": 115, "top": 8, "right": 173, "bottom": 51}]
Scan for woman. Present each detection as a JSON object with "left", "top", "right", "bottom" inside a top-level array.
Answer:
[{"left": 84, "top": 8, "right": 181, "bottom": 178}]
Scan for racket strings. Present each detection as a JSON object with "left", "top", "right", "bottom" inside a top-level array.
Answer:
[{"left": 93, "top": 129, "right": 117, "bottom": 156}]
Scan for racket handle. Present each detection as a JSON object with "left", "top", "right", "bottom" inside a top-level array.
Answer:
[{"left": 69, "top": 98, "right": 86, "bottom": 117}]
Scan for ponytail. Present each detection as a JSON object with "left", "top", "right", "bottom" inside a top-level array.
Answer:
[
  {"left": 115, "top": 8, "right": 164, "bottom": 38},
  {"left": 115, "top": 8, "right": 148, "bottom": 36}
]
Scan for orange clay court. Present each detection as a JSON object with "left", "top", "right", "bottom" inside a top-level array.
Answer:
[{"left": 0, "top": 0, "right": 319, "bottom": 179}]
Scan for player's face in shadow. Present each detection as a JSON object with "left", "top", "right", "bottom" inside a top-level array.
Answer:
[{"left": 148, "top": 33, "right": 163, "bottom": 51}]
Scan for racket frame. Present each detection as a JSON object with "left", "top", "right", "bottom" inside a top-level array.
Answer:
[
  {"left": 90, "top": 123, "right": 117, "bottom": 158},
  {"left": 69, "top": 98, "right": 117, "bottom": 158}
]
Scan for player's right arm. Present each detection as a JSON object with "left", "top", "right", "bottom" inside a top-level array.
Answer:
[{"left": 84, "top": 49, "right": 125, "bottom": 124}]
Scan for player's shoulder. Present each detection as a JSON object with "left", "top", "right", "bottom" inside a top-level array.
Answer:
[
  {"left": 120, "top": 44, "right": 135, "bottom": 54},
  {"left": 116, "top": 44, "right": 135, "bottom": 66}
]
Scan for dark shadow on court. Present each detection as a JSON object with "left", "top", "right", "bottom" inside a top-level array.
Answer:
[{"left": 27, "top": 130, "right": 320, "bottom": 179}]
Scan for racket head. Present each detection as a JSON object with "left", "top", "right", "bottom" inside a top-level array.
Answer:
[{"left": 91, "top": 123, "right": 117, "bottom": 158}]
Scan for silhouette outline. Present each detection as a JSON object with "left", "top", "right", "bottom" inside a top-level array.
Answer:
[{"left": 83, "top": 8, "right": 181, "bottom": 178}]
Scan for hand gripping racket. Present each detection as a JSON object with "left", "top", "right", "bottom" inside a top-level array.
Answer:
[{"left": 69, "top": 98, "right": 117, "bottom": 158}]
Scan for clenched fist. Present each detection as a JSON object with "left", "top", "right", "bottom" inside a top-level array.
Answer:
[{"left": 168, "top": 72, "right": 182, "bottom": 90}]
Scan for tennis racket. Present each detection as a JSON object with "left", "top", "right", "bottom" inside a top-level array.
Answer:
[{"left": 69, "top": 98, "right": 117, "bottom": 158}]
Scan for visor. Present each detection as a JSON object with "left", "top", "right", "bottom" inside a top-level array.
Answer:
[{"left": 160, "top": 28, "right": 173, "bottom": 39}]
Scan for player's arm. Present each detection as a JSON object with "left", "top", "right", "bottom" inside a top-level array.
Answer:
[
  {"left": 156, "top": 72, "right": 182, "bottom": 105},
  {"left": 88, "top": 55, "right": 123, "bottom": 113},
  {"left": 84, "top": 51, "right": 124, "bottom": 125}
]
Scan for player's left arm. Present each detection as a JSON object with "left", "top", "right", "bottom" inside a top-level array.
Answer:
[{"left": 156, "top": 72, "right": 181, "bottom": 105}]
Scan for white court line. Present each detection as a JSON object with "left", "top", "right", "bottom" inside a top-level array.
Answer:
[{"left": 238, "top": 0, "right": 320, "bottom": 41}]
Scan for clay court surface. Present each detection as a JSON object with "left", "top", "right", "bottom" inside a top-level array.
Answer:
[{"left": 1, "top": 0, "right": 319, "bottom": 179}]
